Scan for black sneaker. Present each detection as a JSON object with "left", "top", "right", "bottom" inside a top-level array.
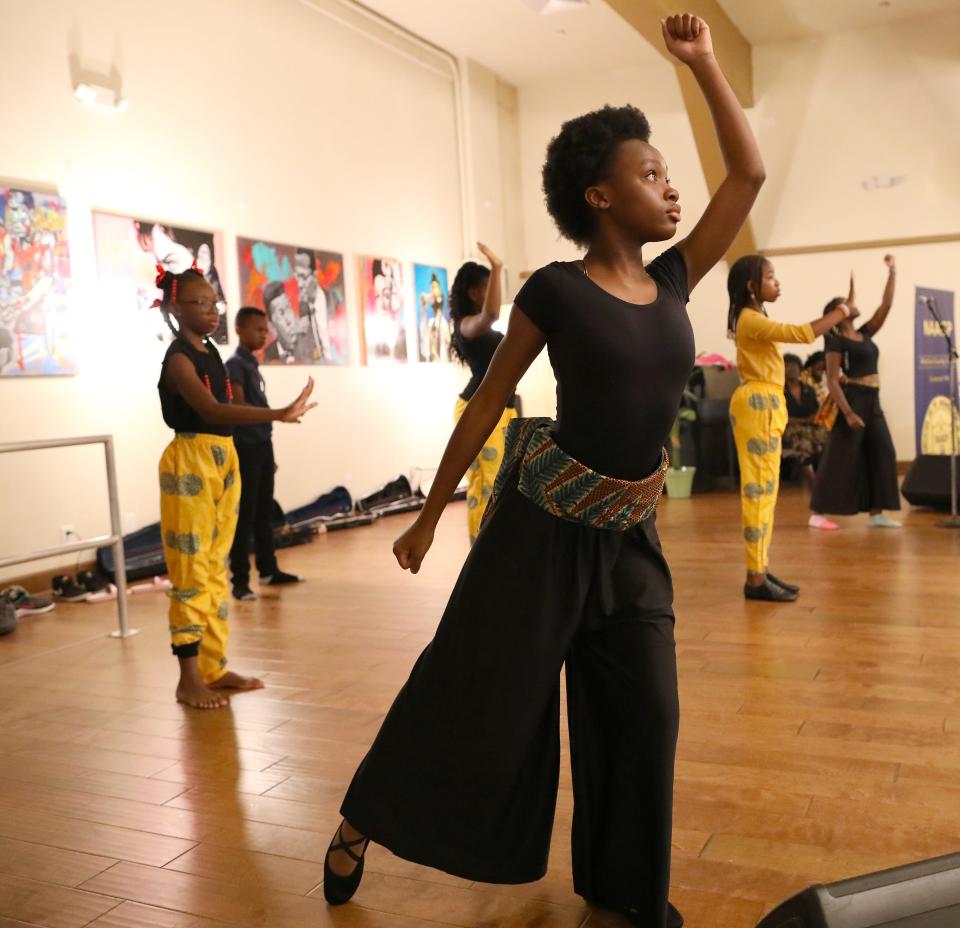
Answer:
[
  {"left": 744, "top": 579, "right": 797, "bottom": 602},
  {"left": 77, "top": 570, "right": 108, "bottom": 595},
  {"left": 264, "top": 570, "right": 302, "bottom": 586},
  {"left": 52, "top": 574, "right": 88, "bottom": 603},
  {"left": 232, "top": 585, "right": 257, "bottom": 601}
]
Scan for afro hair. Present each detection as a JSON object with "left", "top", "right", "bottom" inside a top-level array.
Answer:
[{"left": 541, "top": 104, "right": 651, "bottom": 248}]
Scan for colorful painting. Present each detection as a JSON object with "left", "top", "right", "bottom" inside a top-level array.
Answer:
[
  {"left": 237, "top": 238, "right": 348, "bottom": 365},
  {"left": 0, "top": 186, "right": 73, "bottom": 376},
  {"left": 413, "top": 264, "right": 450, "bottom": 363},
  {"left": 93, "top": 212, "right": 228, "bottom": 344},
  {"left": 358, "top": 256, "right": 407, "bottom": 365}
]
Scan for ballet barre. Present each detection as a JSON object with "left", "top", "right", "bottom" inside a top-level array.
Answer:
[{"left": 0, "top": 435, "right": 137, "bottom": 638}]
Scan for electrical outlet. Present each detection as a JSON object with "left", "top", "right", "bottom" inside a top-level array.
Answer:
[{"left": 61, "top": 524, "right": 75, "bottom": 544}]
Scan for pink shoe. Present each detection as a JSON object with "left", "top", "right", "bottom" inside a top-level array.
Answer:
[
  {"left": 84, "top": 583, "right": 118, "bottom": 603},
  {"left": 808, "top": 514, "right": 839, "bottom": 531}
]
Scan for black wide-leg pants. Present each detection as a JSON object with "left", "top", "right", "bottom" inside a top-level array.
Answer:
[
  {"left": 810, "top": 385, "right": 901, "bottom": 515},
  {"left": 341, "top": 481, "right": 679, "bottom": 922}
]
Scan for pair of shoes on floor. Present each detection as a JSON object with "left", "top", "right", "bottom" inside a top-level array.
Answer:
[
  {"left": 52, "top": 570, "right": 110, "bottom": 603},
  {"left": 744, "top": 574, "right": 799, "bottom": 602},
  {"left": 323, "top": 822, "right": 369, "bottom": 905},
  {"left": 869, "top": 513, "right": 902, "bottom": 529},
  {"left": 808, "top": 514, "right": 839, "bottom": 531},
  {"left": 1, "top": 585, "right": 56, "bottom": 618}
]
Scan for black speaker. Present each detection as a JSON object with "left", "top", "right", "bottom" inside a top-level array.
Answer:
[
  {"left": 902, "top": 455, "right": 955, "bottom": 510},
  {"left": 756, "top": 852, "right": 960, "bottom": 926}
]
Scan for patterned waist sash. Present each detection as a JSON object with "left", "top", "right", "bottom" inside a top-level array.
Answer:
[
  {"left": 481, "top": 417, "right": 669, "bottom": 533},
  {"left": 814, "top": 375, "right": 881, "bottom": 430}
]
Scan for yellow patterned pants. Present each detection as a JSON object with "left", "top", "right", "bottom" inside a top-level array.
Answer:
[
  {"left": 730, "top": 383, "right": 787, "bottom": 574},
  {"left": 159, "top": 433, "right": 241, "bottom": 683},
  {"left": 454, "top": 398, "right": 518, "bottom": 543}
]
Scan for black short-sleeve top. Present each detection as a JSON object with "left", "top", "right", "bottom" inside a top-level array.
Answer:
[
  {"left": 824, "top": 326, "right": 879, "bottom": 379},
  {"left": 514, "top": 246, "right": 695, "bottom": 480},
  {"left": 158, "top": 339, "right": 233, "bottom": 437}
]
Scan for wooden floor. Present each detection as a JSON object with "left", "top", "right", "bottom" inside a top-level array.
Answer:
[{"left": 1, "top": 487, "right": 959, "bottom": 928}]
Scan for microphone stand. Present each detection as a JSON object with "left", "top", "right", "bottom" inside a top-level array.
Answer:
[{"left": 924, "top": 296, "right": 960, "bottom": 528}]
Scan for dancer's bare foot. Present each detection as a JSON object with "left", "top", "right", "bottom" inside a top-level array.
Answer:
[
  {"left": 176, "top": 655, "right": 229, "bottom": 709},
  {"left": 327, "top": 820, "right": 367, "bottom": 877},
  {"left": 176, "top": 679, "right": 229, "bottom": 709},
  {"left": 209, "top": 670, "right": 265, "bottom": 692}
]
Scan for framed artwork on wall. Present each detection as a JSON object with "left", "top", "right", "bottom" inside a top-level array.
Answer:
[
  {"left": 0, "top": 185, "right": 74, "bottom": 376},
  {"left": 358, "top": 255, "right": 407, "bottom": 366},
  {"left": 413, "top": 263, "right": 450, "bottom": 363},
  {"left": 93, "top": 212, "right": 228, "bottom": 345},
  {"left": 237, "top": 237, "right": 348, "bottom": 365}
]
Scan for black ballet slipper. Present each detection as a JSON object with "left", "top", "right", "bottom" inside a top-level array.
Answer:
[
  {"left": 323, "top": 822, "right": 370, "bottom": 905},
  {"left": 766, "top": 573, "right": 800, "bottom": 594},
  {"left": 744, "top": 579, "right": 797, "bottom": 602}
]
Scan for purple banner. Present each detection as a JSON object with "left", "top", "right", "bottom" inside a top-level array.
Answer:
[{"left": 915, "top": 286, "right": 955, "bottom": 454}]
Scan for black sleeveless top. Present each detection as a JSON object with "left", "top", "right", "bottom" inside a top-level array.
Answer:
[
  {"left": 456, "top": 325, "right": 516, "bottom": 408},
  {"left": 158, "top": 338, "right": 233, "bottom": 437},
  {"left": 825, "top": 326, "right": 879, "bottom": 378},
  {"left": 514, "top": 246, "right": 694, "bottom": 480}
]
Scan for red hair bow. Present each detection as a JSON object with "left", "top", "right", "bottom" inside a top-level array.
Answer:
[{"left": 154, "top": 263, "right": 168, "bottom": 288}]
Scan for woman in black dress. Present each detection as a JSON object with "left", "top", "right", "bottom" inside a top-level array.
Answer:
[
  {"left": 324, "top": 14, "right": 766, "bottom": 927},
  {"left": 810, "top": 254, "right": 901, "bottom": 527}
]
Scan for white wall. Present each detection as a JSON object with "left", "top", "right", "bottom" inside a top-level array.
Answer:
[
  {"left": 514, "top": 57, "right": 735, "bottom": 420},
  {"left": 747, "top": 12, "right": 960, "bottom": 458},
  {"left": 0, "top": 0, "right": 476, "bottom": 578},
  {"left": 750, "top": 13, "right": 960, "bottom": 249},
  {"left": 512, "top": 13, "right": 960, "bottom": 460}
]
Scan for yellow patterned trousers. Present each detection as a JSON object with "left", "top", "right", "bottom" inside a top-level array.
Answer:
[
  {"left": 159, "top": 433, "right": 241, "bottom": 683},
  {"left": 454, "top": 398, "right": 518, "bottom": 543},
  {"left": 730, "top": 383, "right": 787, "bottom": 574}
]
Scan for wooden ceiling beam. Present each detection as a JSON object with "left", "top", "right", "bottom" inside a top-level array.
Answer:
[{"left": 605, "top": 0, "right": 759, "bottom": 258}]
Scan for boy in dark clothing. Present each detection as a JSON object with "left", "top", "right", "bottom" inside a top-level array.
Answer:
[{"left": 226, "top": 307, "right": 303, "bottom": 600}]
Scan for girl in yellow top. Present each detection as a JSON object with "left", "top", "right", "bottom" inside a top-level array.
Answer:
[{"left": 727, "top": 256, "right": 853, "bottom": 602}]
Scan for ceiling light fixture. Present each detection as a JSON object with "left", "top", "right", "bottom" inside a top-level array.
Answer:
[{"left": 73, "top": 81, "right": 128, "bottom": 113}]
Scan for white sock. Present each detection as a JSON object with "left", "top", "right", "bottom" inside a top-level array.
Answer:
[{"left": 869, "top": 513, "right": 901, "bottom": 528}]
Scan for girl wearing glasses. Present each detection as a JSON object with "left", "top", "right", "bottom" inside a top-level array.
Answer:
[{"left": 155, "top": 266, "right": 316, "bottom": 709}]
